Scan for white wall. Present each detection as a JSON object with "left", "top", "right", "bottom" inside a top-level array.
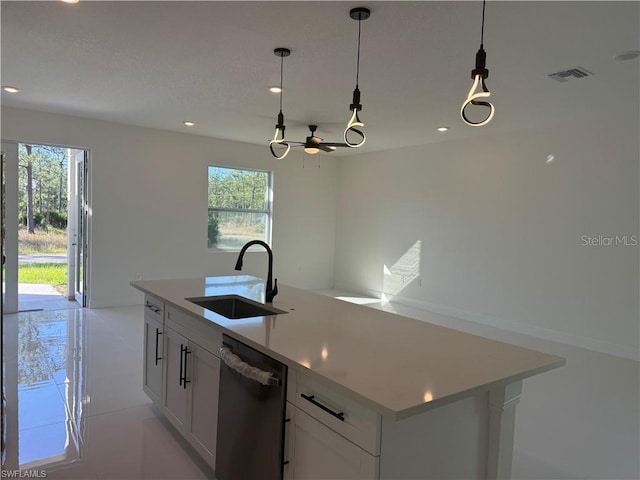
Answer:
[
  {"left": 334, "top": 115, "right": 639, "bottom": 360},
  {"left": 1, "top": 107, "right": 338, "bottom": 307}
]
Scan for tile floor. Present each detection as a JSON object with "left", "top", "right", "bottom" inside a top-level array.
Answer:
[{"left": 2, "top": 307, "right": 210, "bottom": 479}]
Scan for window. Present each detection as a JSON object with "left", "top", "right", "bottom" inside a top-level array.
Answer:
[{"left": 207, "top": 166, "right": 272, "bottom": 250}]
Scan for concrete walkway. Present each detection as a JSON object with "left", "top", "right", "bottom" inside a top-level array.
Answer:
[{"left": 18, "top": 283, "right": 80, "bottom": 311}]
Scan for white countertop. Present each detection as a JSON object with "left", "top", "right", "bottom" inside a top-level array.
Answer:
[{"left": 131, "top": 276, "right": 565, "bottom": 420}]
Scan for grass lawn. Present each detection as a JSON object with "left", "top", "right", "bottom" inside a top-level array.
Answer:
[{"left": 17, "top": 263, "right": 67, "bottom": 287}]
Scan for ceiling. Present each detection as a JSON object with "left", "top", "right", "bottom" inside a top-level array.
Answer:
[{"left": 1, "top": 1, "right": 638, "bottom": 155}]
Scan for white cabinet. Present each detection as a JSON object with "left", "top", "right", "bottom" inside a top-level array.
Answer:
[
  {"left": 162, "top": 327, "right": 189, "bottom": 431},
  {"left": 288, "top": 404, "right": 378, "bottom": 480},
  {"left": 142, "top": 297, "right": 164, "bottom": 405},
  {"left": 159, "top": 305, "right": 222, "bottom": 470},
  {"left": 185, "top": 343, "right": 220, "bottom": 467}
]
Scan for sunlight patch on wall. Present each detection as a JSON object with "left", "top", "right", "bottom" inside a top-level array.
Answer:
[{"left": 382, "top": 240, "right": 422, "bottom": 301}]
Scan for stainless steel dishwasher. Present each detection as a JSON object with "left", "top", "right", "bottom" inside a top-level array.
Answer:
[{"left": 216, "top": 334, "right": 288, "bottom": 480}]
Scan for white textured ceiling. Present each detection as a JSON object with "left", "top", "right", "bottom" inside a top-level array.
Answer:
[{"left": 1, "top": 1, "right": 638, "bottom": 154}]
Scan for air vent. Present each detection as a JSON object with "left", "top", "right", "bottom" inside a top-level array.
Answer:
[{"left": 547, "top": 67, "right": 594, "bottom": 82}]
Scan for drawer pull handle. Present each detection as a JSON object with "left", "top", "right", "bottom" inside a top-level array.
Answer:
[
  {"left": 146, "top": 303, "right": 161, "bottom": 314},
  {"left": 301, "top": 393, "right": 345, "bottom": 421}
]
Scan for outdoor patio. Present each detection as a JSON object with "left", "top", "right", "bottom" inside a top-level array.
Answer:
[{"left": 18, "top": 283, "right": 80, "bottom": 312}]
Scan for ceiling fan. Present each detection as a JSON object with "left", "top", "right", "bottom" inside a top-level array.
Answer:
[{"left": 288, "top": 125, "right": 350, "bottom": 155}]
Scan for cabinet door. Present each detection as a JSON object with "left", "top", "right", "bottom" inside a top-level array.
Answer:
[
  {"left": 162, "top": 328, "right": 188, "bottom": 433},
  {"left": 291, "top": 407, "right": 378, "bottom": 480},
  {"left": 143, "top": 314, "right": 163, "bottom": 404},
  {"left": 185, "top": 344, "right": 220, "bottom": 469}
]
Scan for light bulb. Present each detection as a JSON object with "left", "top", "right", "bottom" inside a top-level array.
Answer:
[
  {"left": 344, "top": 110, "right": 366, "bottom": 147},
  {"left": 461, "top": 74, "right": 495, "bottom": 127}
]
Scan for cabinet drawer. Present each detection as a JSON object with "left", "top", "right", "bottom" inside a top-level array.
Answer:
[
  {"left": 294, "top": 375, "right": 381, "bottom": 455},
  {"left": 166, "top": 305, "right": 221, "bottom": 356},
  {"left": 144, "top": 295, "right": 164, "bottom": 323},
  {"left": 291, "top": 405, "right": 379, "bottom": 479}
]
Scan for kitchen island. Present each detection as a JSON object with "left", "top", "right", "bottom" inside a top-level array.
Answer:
[{"left": 131, "top": 275, "right": 564, "bottom": 480}]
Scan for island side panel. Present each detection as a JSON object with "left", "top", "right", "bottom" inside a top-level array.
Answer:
[{"left": 378, "top": 393, "right": 490, "bottom": 479}]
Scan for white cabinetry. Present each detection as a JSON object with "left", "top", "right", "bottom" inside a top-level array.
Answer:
[
  {"left": 286, "top": 373, "right": 380, "bottom": 480},
  {"left": 286, "top": 372, "right": 521, "bottom": 480},
  {"left": 184, "top": 343, "right": 220, "bottom": 465},
  {"left": 162, "top": 327, "right": 188, "bottom": 431},
  {"left": 141, "top": 300, "right": 221, "bottom": 471},
  {"left": 142, "top": 296, "right": 164, "bottom": 405},
  {"left": 288, "top": 405, "right": 378, "bottom": 480}
]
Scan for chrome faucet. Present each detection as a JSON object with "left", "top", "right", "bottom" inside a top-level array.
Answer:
[{"left": 234, "top": 240, "right": 278, "bottom": 303}]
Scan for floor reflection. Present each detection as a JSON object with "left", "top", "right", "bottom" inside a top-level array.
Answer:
[
  {"left": 2, "top": 307, "right": 209, "bottom": 480},
  {"left": 13, "top": 309, "right": 85, "bottom": 469}
]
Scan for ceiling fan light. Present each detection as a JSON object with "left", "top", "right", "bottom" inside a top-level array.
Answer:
[{"left": 304, "top": 147, "right": 320, "bottom": 155}]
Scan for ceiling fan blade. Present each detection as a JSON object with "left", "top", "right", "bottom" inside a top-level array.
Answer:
[
  {"left": 320, "top": 142, "right": 350, "bottom": 148},
  {"left": 317, "top": 144, "right": 335, "bottom": 152}
]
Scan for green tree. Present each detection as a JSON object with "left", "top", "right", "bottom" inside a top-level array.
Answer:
[{"left": 18, "top": 144, "right": 68, "bottom": 232}]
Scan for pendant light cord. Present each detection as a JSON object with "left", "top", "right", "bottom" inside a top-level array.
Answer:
[
  {"left": 279, "top": 53, "right": 284, "bottom": 113},
  {"left": 480, "top": 0, "right": 486, "bottom": 47},
  {"left": 355, "top": 16, "right": 362, "bottom": 86}
]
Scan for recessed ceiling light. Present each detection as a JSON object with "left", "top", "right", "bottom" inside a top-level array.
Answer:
[
  {"left": 437, "top": 126, "right": 449, "bottom": 132},
  {"left": 546, "top": 154, "right": 555, "bottom": 164},
  {"left": 61, "top": 0, "right": 80, "bottom": 4},
  {"left": 183, "top": 121, "right": 195, "bottom": 127},
  {"left": 269, "top": 87, "right": 282, "bottom": 93},
  {"left": 2, "top": 86, "right": 20, "bottom": 93},
  {"left": 614, "top": 50, "right": 640, "bottom": 61}
]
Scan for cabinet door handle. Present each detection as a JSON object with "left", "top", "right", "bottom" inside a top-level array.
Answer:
[
  {"left": 300, "top": 394, "right": 345, "bottom": 421},
  {"left": 155, "top": 328, "right": 162, "bottom": 365},
  {"left": 179, "top": 344, "right": 185, "bottom": 386},
  {"left": 283, "top": 417, "right": 291, "bottom": 467},
  {"left": 183, "top": 348, "right": 191, "bottom": 389}
]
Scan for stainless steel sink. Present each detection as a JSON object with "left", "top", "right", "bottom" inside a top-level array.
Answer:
[{"left": 186, "top": 295, "right": 288, "bottom": 319}]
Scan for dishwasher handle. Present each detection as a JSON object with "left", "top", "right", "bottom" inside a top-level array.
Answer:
[{"left": 220, "top": 345, "right": 280, "bottom": 387}]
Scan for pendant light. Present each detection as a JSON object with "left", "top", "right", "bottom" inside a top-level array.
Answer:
[
  {"left": 461, "top": 0, "right": 495, "bottom": 127},
  {"left": 344, "top": 7, "right": 370, "bottom": 148},
  {"left": 269, "top": 48, "right": 291, "bottom": 159}
]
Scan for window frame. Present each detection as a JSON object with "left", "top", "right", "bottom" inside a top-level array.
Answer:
[{"left": 207, "top": 165, "right": 273, "bottom": 252}]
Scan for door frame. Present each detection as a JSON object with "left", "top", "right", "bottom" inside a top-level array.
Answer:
[
  {"left": 71, "top": 149, "right": 89, "bottom": 307},
  {"left": 1, "top": 140, "right": 91, "bottom": 310},
  {"left": 1, "top": 142, "right": 19, "bottom": 314}
]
